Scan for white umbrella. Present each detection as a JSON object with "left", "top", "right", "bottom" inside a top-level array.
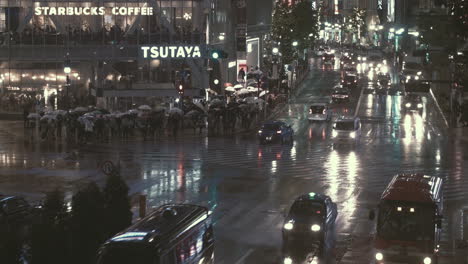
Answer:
[
  {"left": 27, "top": 113, "right": 40, "bottom": 119},
  {"left": 259, "top": 90, "right": 269, "bottom": 97},
  {"left": 74, "top": 106, "right": 88, "bottom": 112},
  {"left": 169, "top": 108, "right": 184, "bottom": 115},
  {"left": 225, "top": 86, "right": 236, "bottom": 92},
  {"left": 234, "top": 84, "right": 244, "bottom": 89},
  {"left": 53, "top": 110, "right": 68, "bottom": 116},
  {"left": 247, "top": 86, "right": 259, "bottom": 92},
  {"left": 138, "top": 105, "right": 152, "bottom": 111},
  {"left": 236, "top": 89, "right": 251, "bottom": 95},
  {"left": 41, "top": 114, "right": 56, "bottom": 121},
  {"left": 127, "top": 109, "right": 139, "bottom": 115}
]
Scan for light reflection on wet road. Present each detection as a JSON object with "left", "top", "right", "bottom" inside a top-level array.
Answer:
[{"left": 0, "top": 58, "right": 466, "bottom": 263}]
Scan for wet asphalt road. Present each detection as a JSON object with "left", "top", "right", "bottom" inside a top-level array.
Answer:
[{"left": 0, "top": 56, "right": 467, "bottom": 263}]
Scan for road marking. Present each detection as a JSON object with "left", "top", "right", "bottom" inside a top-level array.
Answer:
[
  {"left": 354, "top": 85, "right": 365, "bottom": 118},
  {"left": 234, "top": 249, "right": 254, "bottom": 264},
  {"left": 429, "top": 88, "right": 449, "bottom": 128}
]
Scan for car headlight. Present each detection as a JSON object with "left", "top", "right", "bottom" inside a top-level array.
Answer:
[
  {"left": 284, "top": 257, "right": 293, "bottom": 264},
  {"left": 415, "top": 76, "right": 420, "bottom": 80},
  {"left": 258, "top": 130, "right": 262, "bottom": 134},
  {"left": 375, "top": 252, "right": 383, "bottom": 261},
  {"left": 369, "top": 63, "right": 374, "bottom": 67},
  {"left": 406, "top": 76, "right": 411, "bottom": 80},
  {"left": 417, "top": 103, "right": 423, "bottom": 108},
  {"left": 405, "top": 103, "right": 411, "bottom": 108},
  {"left": 284, "top": 222, "right": 294, "bottom": 230},
  {"left": 349, "top": 132, "right": 356, "bottom": 138},
  {"left": 311, "top": 224, "right": 321, "bottom": 232},
  {"left": 417, "top": 71, "right": 422, "bottom": 76},
  {"left": 277, "top": 130, "right": 282, "bottom": 134},
  {"left": 383, "top": 59, "right": 387, "bottom": 64},
  {"left": 332, "top": 130, "right": 337, "bottom": 137},
  {"left": 423, "top": 257, "right": 431, "bottom": 264},
  {"left": 381, "top": 65, "right": 388, "bottom": 73}
]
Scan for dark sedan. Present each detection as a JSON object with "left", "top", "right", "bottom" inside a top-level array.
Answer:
[
  {"left": 331, "top": 88, "right": 350, "bottom": 103},
  {"left": 258, "top": 121, "right": 294, "bottom": 144},
  {"left": 282, "top": 193, "right": 338, "bottom": 249}
]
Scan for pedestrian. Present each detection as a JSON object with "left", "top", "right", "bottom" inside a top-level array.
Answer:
[{"left": 238, "top": 67, "right": 245, "bottom": 81}]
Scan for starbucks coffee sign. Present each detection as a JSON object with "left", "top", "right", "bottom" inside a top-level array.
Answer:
[{"left": 140, "top": 46, "right": 202, "bottom": 59}]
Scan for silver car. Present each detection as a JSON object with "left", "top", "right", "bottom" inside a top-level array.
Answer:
[{"left": 332, "top": 116, "right": 361, "bottom": 144}]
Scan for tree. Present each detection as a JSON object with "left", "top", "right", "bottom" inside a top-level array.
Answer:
[
  {"left": 103, "top": 170, "right": 132, "bottom": 240},
  {"left": 346, "top": 8, "right": 367, "bottom": 42},
  {"left": 271, "top": 1, "right": 295, "bottom": 63},
  {"left": 291, "top": 0, "right": 319, "bottom": 51},
  {"left": 32, "top": 189, "right": 70, "bottom": 264},
  {"left": 70, "top": 182, "right": 105, "bottom": 264},
  {"left": 271, "top": 0, "right": 319, "bottom": 64}
]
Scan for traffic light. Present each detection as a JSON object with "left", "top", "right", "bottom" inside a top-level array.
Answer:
[
  {"left": 178, "top": 83, "right": 184, "bottom": 96},
  {"left": 210, "top": 49, "right": 228, "bottom": 60}
]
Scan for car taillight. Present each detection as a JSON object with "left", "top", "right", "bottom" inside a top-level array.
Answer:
[
  {"left": 276, "top": 130, "right": 282, "bottom": 134},
  {"left": 309, "top": 109, "right": 312, "bottom": 114},
  {"left": 354, "top": 80, "right": 357, "bottom": 83},
  {"left": 323, "top": 109, "right": 326, "bottom": 115},
  {"left": 322, "top": 57, "right": 325, "bottom": 60}
]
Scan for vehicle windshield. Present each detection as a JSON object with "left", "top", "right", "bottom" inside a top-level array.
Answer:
[
  {"left": 289, "top": 201, "right": 325, "bottom": 219},
  {"left": 344, "top": 76, "right": 355, "bottom": 81},
  {"left": 406, "top": 95, "right": 422, "bottom": 102},
  {"left": 310, "top": 106, "right": 325, "bottom": 114},
  {"left": 97, "top": 245, "right": 157, "bottom": 264},
  {"left": 262, "top": 124, "right": 281, "bottom": 131},
  {"left": 333, "top": 90, "right": 349, "bottom": 95},
  {"left": 334, "top": 121, "right": 354, "bottom": 130},
  {"left": 377, "top": 201, "right": 434, "bottom": 242}
]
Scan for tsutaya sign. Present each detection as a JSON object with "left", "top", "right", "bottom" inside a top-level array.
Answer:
[{"left": 140, "top": 46, "right": 203, "bottom": 59}]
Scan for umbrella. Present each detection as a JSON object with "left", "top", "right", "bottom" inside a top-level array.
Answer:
[
  {"left": 236, "top": 89, "right": 251, "bottom": 95},
  {"left": 74, "top": 106, "right": 88, "bottom": 112},
  {"left": 247, "top": 81, "right": 258, "bottom": 87},
  {"left": 27, "top": 113, "right": 40, "bottom": 119},
  {"left": 194, "top": 102, "right": 207, "bottom": 113},
  {"left": 169, "top": 108, "right": 184, "bottom": 116},
  {"left": 259, "top": 91, "right": 269, "bottom": 97},
  {"left": 247, "top": 86, "right": 259, "bottom": 92},
  {"left": 243, "top": 97, "right": 256, "bottom": 104},
  {"left": 234, "top": 84, "right": 244, "bottom": 89},
  {"left": 225, "top": 86, "right": 236, "bottom": 92},
  {"left": 153, "top": 106, "right": 166, "bottom": 112},
  {"left": 40, "top": 114, "right": 57, "bottom": 121},
  {"left": 138, "top": 105, "right": 152, "bottom": 111},
  {"left": 210, "top": 99, "right": 224, "bottom": 107},
  {"left": 127, "top": 109, "right": 139, "bottom": 115},
  {"left": 185, "top": 110, "right": 200, "bottom": 117},
  {"left": 53, "top": 110, "right": 68, "bottom": 116}
]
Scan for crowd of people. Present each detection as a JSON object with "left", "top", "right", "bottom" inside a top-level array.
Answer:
[
  {"left": 21, "top": 91, "right": 287, "bottom": 144},
  {"left": 2, "top": 23, "right": 205, "bottom": 45}
]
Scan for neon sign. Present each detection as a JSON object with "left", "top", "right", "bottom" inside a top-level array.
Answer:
[{"left": 140, "top": 46, "right": 202, "bottom": 59}]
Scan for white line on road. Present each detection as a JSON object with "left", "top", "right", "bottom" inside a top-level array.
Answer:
[
  {"left": 354, "top": 84, "right": 365, "bottom": 118},
  {"left": 429, "top": 88, "right": 449, "bottom": 128},
  {"left": 234, "top": 249, "right": 254, "bottom": 264}
]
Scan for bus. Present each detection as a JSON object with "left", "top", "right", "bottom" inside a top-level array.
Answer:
[
  {"left": 369, "top": 173, "right": 443, "bottom": 264},
  {"left": 97, "top": 204, "right": 214, "bottom": 264}
]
